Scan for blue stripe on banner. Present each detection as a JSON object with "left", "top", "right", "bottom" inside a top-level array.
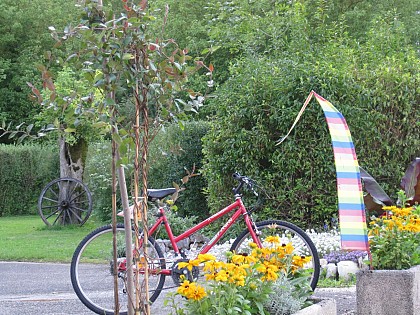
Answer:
[
  {"left": 336, "top": 172, "right": 360, "bottom": 179},
  {"left": 340, "top": 234, "right": 369, "bottom": 242},
  {"left": 338, "top": 203, "right": 365, "bottom": 211},
  {"left": 332, "top": 141, "right": 354, "bottom": 148},
  {"left": 323, "top": 111, "right": 343, "bottom": 119}
]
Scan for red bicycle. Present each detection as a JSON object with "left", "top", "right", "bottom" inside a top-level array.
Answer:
[{"left": 70, "top": 173, "right": 320, "bottom": 315}]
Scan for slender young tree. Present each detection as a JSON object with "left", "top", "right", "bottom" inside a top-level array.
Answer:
[{"left": 31, "top": 0, "right": 212, "bottom": 313}]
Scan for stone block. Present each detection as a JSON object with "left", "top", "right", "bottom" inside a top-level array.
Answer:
[
  {"left": 326, "top": 263, "right": 338, "bottom": 279},
  {"left": 337, "top": 260, "right": 359, "bottom": 280},
  {"left": 356, "top": 265, "right": 420, "bottom": 315}
]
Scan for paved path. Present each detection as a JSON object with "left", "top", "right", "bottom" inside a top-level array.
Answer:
[{"left": 0, "top": 261, "right": 356, "bottom": 314}]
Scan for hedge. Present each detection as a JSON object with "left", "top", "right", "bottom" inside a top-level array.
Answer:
[{"left": 0, "top": 144, "right": 59, "bottom": 216}]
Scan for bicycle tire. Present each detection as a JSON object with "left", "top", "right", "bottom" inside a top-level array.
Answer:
[
  {"left": 230, "top": 220, "right": 320, "bottom": 290},
  {"left": 70, "top": 223, "right": 166, "bottom": 315}
]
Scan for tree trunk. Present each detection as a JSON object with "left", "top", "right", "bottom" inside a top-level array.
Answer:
[{"left": 58, "top": 135, "right": 88, "bottom": 224}]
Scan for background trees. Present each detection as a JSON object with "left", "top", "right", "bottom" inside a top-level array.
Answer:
[{"left": 1, "top": 0, "right": 419, "bottom": 229}]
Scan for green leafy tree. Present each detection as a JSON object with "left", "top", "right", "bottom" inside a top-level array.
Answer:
[
  {"left": 0, "top": 0, "right": 79, "bottom": 130},
  {"left": 33, "top": 1, "right": 211, "bottom": 313},
  {"left": 202, "top": 1, "right": 420, "bottom": 228}
]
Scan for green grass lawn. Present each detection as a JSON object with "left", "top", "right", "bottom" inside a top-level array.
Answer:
[{"left": 0, "top": 215, "right": 106, "bottom": 262}]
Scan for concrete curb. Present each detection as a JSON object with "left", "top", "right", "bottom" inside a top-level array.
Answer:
[{"left": 293, "top": 298, "right": 337, "bottom": 315}]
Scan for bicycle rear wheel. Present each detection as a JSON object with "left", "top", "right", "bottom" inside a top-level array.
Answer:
[
  {"left": 70, "top": 224, "right": 166, "bottom": 315},
  {"left": 231, "top": 220, "right": 320, "bottom": 290}
]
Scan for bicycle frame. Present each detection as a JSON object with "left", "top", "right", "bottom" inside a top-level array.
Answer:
[{"left": 146, "top": 196, "right": 262, "bottom": 276}]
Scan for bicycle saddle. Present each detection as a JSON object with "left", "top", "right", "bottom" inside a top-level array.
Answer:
[{"left": 147, "top": 188, "right": 177, "bottom": 200}]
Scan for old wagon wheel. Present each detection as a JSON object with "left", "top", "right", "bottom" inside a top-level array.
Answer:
[{"left": 38, "top": 178, "right": 92, "bottom": 226}]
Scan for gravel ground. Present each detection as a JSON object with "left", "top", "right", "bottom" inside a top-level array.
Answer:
[{"left": 312, "top": 286, "right": 357, "bottom": 315}]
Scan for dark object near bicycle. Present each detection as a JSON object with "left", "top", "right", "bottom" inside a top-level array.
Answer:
[{"left": 38, "top": 177, "right": 92, "bottom": 226}]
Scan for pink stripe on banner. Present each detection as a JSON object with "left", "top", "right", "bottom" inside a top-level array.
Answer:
[
  {"left": 341, "top": 241, "right": 368, "bottom": 250},
  {"left": 339, "top": 215, "right": 366, "bottom": 223},
  {"left": 339, "top": 210, "right": 366, "bottom": 217},
  {"left": 333, "top": 147, "right": 356, "bottom": 155},
  {"left": 326, "top": 117, "right": 349, "bottom": 125},
  {"left": 337, "top": 178, "right": 360, "bottom": 185}
]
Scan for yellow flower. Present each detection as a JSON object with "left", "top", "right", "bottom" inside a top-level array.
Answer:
[
  {"left": 215, "top": 269, "right": 229, "bottom": 282},
  {"left": 403, "top": 223, "right": 420, "bottom": 233},
  {"left": 177, "top": 280, "right": 207, "bottom": 300},
  {"left": 204, "top": 272, "right": 217, "bottom": 281},
  {"left": 393, "top": 207, "right": 412, "bottom": 217},
  {"left": 256, "top": 261, "right": 279, "bottom": 281},
  {"left": 177, "top": 259, "right": 200, "bottom": 271},
  {"left": 233, "top": 274, "right": 246, "bottom": 286},
  {"left": 265, "top": 236, "right": 281, "bottom": 244},
  {"left": 292, "top": 255, "right": 311, "bottom": 268},
  {"left": 203, "top": 260, "right": 223, "bottom": 273},
  {"left": 186, "top": 283, "right": 207, "bottom": 300},
  {"left": 231, "top": 254, "right": 246, "bottom": 265},
  {"left": 249, "top": 242, "right": 258, "bottom": 249},
  {"left": 282, "top": 242, "right": 294, "bottom": 255},
  {"left": 197, "top": 253, "right": 217, "bottom": 262},
  {"left": 177, "top": 280, "right": 192, "bottom": 296}
]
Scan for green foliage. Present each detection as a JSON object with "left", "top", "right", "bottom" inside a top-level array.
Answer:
[
  {"left": 0, "top": 0, "right": 79, "bottom": 129},
  {"left": 202, "top": 1, "right": 420, "bottom": 229},
  {"left": 317, "top": 273, "right": 357, "bottom": 288},
  {"left": 85, "top": 121, "right": 209, "bottom": 222},
  {"left": 264, "top": 275, "right": 313, "bottom": 315},
  {"left": 148, "top": 121, "right": 210, "bottom": 220},
  {"left": 84, "top": 142, "right": 113, "bottom": 222},
  {"left": 0, "top": 144, "right": 59, "bottom": 216},
  {"left": 368, "top": 202, "right": 420, "bottom": 270}
]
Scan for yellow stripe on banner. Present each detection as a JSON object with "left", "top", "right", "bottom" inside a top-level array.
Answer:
[
  {"left": 340, "top": 221, "right": 367, "bottom": 230},
  {"left": 340, "top": 227, "right": 368, "bottom": 235},
  {"left": 329, "top": 128, "right": 352, "bottom": 137},
  {"left": 338, "top": 184, "right": 362, "bottom": 192},
  {"left": 327, "top": 123, "right": 349, "bottom": 132},
  {"left": 330, "top": 134, "right": 353, "bottom": 142},
  {"left": 318, "top": 100, "right": 334, "bottom": 111},
  {"left": 335, "top": 153, "right": 357, "bottom": 161},
  {"left": 337, "top": 193, "right": 363, "bottom": 203},
  {"left": 334, "top": 159, "right": 359, "bottom": 167},
  {"left": 335, "top": 165, "right": 359, "bottom": 172}
]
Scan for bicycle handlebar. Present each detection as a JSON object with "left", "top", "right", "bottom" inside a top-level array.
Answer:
[{"left": 232, "top": 172, "right": 259, "bottom": 196}]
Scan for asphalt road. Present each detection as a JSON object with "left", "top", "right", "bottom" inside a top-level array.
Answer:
[
  {"left": 0, "top": 261, "right": 180, "bottom": 315},
  {"left": 0, "top": 261, "right": 356, "bottom": 315}
]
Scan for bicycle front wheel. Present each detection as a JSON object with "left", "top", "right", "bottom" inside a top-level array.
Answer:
[
  {"left": 231, "top": 220, "right": 320, "bottom": 290},
  {"left": 70, "top": 224, "right": 166, "bottom": 315}
]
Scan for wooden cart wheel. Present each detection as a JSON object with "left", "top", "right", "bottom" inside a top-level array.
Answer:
[{"left": 38, "top": 178, "right": 92, "bottom": 226}]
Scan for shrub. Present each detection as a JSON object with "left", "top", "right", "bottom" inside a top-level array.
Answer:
[
  {"left": 202, "top": 5, "right": 420, "bottom": 229},
  {"left": 148, "top": 121, "right": 210, "bottom": 220},
  {"left": 368, "top": 201, "right": 420, "bottom": 270},
  {"left": 0, "top": 144, "right": 59, "bottom": 216},
  {"left": 84, "top": 121, "right": 210, "bottom": 222}
]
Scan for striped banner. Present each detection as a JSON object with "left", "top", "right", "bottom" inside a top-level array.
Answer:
[{"left": 278, "top": 91, "right": 369, "bottom": 251}]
